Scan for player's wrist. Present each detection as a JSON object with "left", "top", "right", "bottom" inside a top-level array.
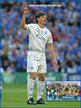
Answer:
[
  {"left": 53, "top": 56, "right": 57, "bottom": 60},
  {"left": 23, "top": 13, "right": 27, "bottom": 16}
]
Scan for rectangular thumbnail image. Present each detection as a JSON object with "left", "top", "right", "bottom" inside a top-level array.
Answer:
[{"left": 46, "top": 81, "right": 80, "bottom": 101}]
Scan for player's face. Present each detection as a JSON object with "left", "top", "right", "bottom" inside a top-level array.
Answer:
[{"left": 37, "top": 15, "right": 47, "bottom": 25}]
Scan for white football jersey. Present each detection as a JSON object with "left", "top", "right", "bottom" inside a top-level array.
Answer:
[{"left": 26, "top": 23, "right": 53, "bottom": 52}]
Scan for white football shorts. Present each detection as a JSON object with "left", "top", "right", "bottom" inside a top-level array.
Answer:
[{"left": 27, "top": 50, "right": 47, "bottom": 74}]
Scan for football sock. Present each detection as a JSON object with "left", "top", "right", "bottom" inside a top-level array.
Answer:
[
  {"left": 37, "top": 80, "right": 45, "bottom": 100},
  {"left": 27, "top": 75, "right": 35, "bottom": 100}
]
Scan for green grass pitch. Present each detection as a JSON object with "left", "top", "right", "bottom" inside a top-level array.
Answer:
[{"left": 1, "top": 84, "right": 80, "bottom": 107}]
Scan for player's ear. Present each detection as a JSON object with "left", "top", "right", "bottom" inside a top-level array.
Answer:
[{"left": 37, "top": 18, "right": 39, "bottom": 23}]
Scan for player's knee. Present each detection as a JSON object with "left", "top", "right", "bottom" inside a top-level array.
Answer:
[
  {"left": 30, "top": 73, "right": 36, "bottom": 80},
  {"left": 39, "top": 74, "right": 45, "bottom": 81},
  {"left": 32, "top": 74, "right": 36, "bottom": 80}
]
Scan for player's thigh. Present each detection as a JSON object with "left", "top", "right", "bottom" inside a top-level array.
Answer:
[
  {"left": 38, "top": 61, "right": 46, "bottom": 81},
  {"left": 27, "top": 52, "right": 39, "bottom": 73},
  {"left": 38, "top": 59, "right": 47, "bottom": 74}
]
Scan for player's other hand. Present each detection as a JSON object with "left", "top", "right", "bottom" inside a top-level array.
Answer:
[
  {"left": 1, "top": 51, "right": 4, "bottom": 56},
  {"left": 24, "top": 4, "right": 29, "bottom": 15},
  {"left": 54, "top": 59, "right": 58, "bottom": 68}
]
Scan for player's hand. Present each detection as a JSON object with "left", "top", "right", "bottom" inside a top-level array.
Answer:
[
  {"left": 24, "top": 4, "right": 29, "bottom": 15},
  {"left": 53, "top": 59, "right": 58, "bottom": 68},
  {"left": 1, "top": 50, "right": 4, "bottom": 56}
]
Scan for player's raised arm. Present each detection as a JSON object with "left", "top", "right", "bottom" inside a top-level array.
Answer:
[{"left": 20, "top": 4, "right": 29, "bottom": 30}]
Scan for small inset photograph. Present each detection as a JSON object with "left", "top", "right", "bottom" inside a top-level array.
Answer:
[{"left": 46, "top": 81, "right": 80, "bottom": 101}]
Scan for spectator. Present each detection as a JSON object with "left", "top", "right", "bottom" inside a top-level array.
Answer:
[{"left": 6, "top": 63, "right": 16, "bottom": 74}]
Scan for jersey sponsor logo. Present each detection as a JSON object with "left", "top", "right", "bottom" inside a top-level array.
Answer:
[{"left": 36, "top": 34, "right": 45, "bottom": 41}]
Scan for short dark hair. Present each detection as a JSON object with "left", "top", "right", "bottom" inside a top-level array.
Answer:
[{"left": 35, "top": 11, "right": 47, "bottom": 23}]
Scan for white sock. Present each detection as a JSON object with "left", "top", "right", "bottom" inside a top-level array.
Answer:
[
  {"left": 27, "top": 75, "right": 35, "bottom": 100},
  {"left": 37, "top": 80, "right": 45, "bottom": 100}
]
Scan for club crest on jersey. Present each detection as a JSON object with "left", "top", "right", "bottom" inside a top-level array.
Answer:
[{"left": 45, "top": 31, "right": 47, "bottom": 35}]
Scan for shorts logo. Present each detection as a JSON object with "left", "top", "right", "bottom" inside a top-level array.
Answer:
[
  {"left": 31, "top": 88, "right": 33, "bottom": 90},
  {"left": 30, "top": 66, "right": 34, "bottom": 69}
]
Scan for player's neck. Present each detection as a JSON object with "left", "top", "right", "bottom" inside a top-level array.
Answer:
[{"left": 38, "top": 23, "right": 44, "bottom": 28}]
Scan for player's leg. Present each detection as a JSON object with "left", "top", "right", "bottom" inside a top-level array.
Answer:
[
  {"left": 27, "top": 72, "right": 37, "bottom": 99},
  {"left": 27, "top": 51, "right": 39, "bottom": 104},
  {"left": 36, "top": 73, "right": 46, "bottom": 104},
  {"left": 37, "top": 73, "right": 45, "bottom": 99},
  {"left": 27, "top": 51, "right": 41, "bottom": 104},
  {"left": 27, "top": 72, "right": 37, "bottom": 104},
  {"left": 36, "top": 53, "right": 47, "bottom": 104}
]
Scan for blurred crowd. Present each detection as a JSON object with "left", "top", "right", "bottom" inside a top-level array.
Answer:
[
  {"left": 47, "top": 81, "right": 80, "bottom": 100},
  {"left": 1, "top": 1, "right": 80, "bottom": 75}
]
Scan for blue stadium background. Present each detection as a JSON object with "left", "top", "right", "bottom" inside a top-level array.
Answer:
[{"left": 0, "top": 0, "right": 80, "bottom": 81}]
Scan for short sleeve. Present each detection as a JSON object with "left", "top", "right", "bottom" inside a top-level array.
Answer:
[
  {"left": 47, "top": 31, "right": 53, "bottom": 43},
  {"left": 25, "top": 24, "right": 32, "bottom": 34}
]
